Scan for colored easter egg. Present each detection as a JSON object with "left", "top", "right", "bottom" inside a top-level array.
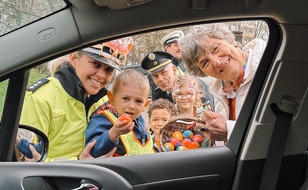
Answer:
[
  {"left": 172, "top": 131, "right": 183, "bottom": 141},
  {"left": 181, "top": 138, "right": 192, "bottom": 148},
  {"left": 169, "top": 138, "right": 181, "bottom": 149},
  {"left": 192, "top": 134, "right": 204, "bottom": 144},
  {"left": 176, "top": 146, "right": 189, "bottom": 151},
  {"left": 182, "top": 130, "right": 193, "bottom": 139},
  {"left": 189, "top": 141, "right": 200, "bottom": 149},
  {"left": 163, "top": 142, "right": 174, "bottom": 151},
  {"left": 119, "top": 114, "right": 132, "bottom": 123}
]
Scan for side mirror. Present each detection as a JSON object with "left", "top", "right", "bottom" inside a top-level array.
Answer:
[{"left": 15, "top": 124, "right": 49, "bottom": 162}]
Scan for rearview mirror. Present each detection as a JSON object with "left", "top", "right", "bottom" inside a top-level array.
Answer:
[{"left": 15, "top": 124, "right": 49, "bottom": 162}]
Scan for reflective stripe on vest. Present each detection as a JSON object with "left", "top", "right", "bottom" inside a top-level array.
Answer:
[{"left": 103, "top": 111, "right": 155, "bottom": 156}]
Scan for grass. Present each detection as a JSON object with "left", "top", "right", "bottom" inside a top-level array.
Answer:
[
  {"left": 27, "top": 69, "right": 47, "bottom": 86},
  {"left": 0, "top": 70, "right": 46, "bottom": 116}
]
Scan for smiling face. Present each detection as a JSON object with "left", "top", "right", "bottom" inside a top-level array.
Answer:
[
  {"left": 173, "top": 82, "right": 196, "bottom": 116},
  {"left": 149, "top": 108, "right": 172, "bottom": 139},
  {"left": 70, "top": 53, "right": 114, "bottom": 95},
  {"left": 195, "top": 37, "right": 244, "bottom": 83}
]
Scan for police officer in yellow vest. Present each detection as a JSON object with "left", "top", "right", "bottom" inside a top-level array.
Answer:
[{"left": 19, "top": 42, "right": 127, "bottom": 161}]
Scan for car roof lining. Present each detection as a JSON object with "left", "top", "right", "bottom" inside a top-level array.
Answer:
[
  {"left": 0, "top": 9, "right": 81, "bottom": 80},
  {"left": 92, "top": 0, "right": 152, "bottom": 10}
]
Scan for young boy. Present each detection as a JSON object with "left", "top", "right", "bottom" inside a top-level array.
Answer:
[
  {"left": 85, "top": 69, "right": 154, "bottom": 157},
  {"left": 147, "top": 98, "right": 177, "bottom": 152}
]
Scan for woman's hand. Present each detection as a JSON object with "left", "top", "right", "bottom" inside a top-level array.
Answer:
[
  {"left": 79, "top": 140, "right": 117, "bottom": 160},
  {"left": 24, "top": 145, "right": 41, "bottom": 162},
  {"left": 15, "top": 135, "right": 21, "bottom": 146},
  {"left": 199, "top": 111, "right": 228, "bottom": 141}
]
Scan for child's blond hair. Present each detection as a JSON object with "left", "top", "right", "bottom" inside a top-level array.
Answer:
[
  {"left": 112, "top": 69, "right": 150, "bottom": 96},
  {"left": 172, "top": 74, "right": 203, "bottom": 108}
]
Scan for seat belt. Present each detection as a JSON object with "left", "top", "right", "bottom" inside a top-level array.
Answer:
[{"left": 259, "top": 103, "right": 294, "bottom": 190}]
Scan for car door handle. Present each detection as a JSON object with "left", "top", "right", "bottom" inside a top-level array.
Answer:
[
  {"left": 72, "top": 179, "right": 100, "bottom": 190},
  {"left": 72, "top": 182, "right": 99, "bottom": 190}
]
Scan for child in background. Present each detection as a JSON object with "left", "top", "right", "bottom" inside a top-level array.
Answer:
[
  {"left": 172, "top": 74, "right": 204, "bottom": 117},
  {"left": 172, "top": 73, "right": 215, "bottom": 147},
  {"left": 85, "top": 69, "right": 154, "bottom": 157},
  {"left": 147, "top": 98, "right": 177, "bottom": 152}
]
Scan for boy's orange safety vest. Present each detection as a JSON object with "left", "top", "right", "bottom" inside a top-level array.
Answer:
[{"left": 102, "top": 111, "right": 155, "bottom": 156}]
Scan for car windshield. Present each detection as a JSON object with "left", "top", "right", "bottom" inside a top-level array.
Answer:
[{"left": 0, "top": 0, "right": 66, "bottom": 36}]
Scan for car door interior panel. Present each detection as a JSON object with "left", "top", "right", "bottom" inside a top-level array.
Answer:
[
  {"left": 0, "top": 147, "right": 235, "bottom": 190},
  {"left": 79, "top": 146, "right": 236, "bottom": 190},
  {"left": 0, "top": 163, "right": 133, "bottom": 190}
]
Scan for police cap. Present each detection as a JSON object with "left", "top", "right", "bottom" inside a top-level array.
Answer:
[
  {"left": 141, "top": 51, "right": 179, "bottom": 74},
  {"left": 81, "top": 44, "right": 121, "bottom": 71},
  {"left": 160, "top": 30, "right": 184, "bottom": 46}
]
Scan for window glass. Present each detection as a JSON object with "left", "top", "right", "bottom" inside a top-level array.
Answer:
[
  {"left": 0, "top": 69, "right": 46, "bottom": 118},
  {"left": 20, "top": 20, "right": 269, "bottom": 161},
  {"left": 122, "top": 20, "right": 269, "bottom": 153},
  {"left": 125, "top": 20, "right": 269, "bottom": 66},
  {"left": 0, "top": 0, "right": 66, "bottom": 36},
  {"left": 0, "top": 79, "right": 8, "bottom": 117}
]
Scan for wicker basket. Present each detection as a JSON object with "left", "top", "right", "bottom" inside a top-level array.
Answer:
[{"left": 160, "top": 116, "right": 210, "bottom": 152}]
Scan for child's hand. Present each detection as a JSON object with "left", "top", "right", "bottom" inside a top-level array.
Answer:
[
  {"left": 116, "top": 114, "right": 134, "bottom": 133},
  {"left": 109, "top": 114, "right": 134, "bottom": 141}
]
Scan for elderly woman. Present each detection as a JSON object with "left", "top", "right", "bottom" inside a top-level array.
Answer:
[{"left": 180, "top": 23, "right": 266, "bottom": 144}]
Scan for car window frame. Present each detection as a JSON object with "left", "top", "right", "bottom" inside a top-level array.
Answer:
[{"left": 0, "top": 18, "right": 279, "bottom": 162}]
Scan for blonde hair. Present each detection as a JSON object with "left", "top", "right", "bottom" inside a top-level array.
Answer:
[
  {"left": 47, "top": 55, "right": 70, "bottom": 76},
  {"left": 112, "top": 69, "right": 150, "bottom": 96},
  {"left": 172, "top": 74, "right": 203, "bottom": 108},
  {"left": 47, "top": 51, "right": 89, "bottom": 76}
]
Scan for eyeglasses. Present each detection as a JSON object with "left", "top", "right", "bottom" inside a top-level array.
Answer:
[{"left": 174, "top": 93, "right": 194, "bottom": 100}]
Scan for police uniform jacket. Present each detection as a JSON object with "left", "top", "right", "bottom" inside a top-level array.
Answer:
[{"left": 20, "top": 64, "right": 108, "bottom": 161}]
